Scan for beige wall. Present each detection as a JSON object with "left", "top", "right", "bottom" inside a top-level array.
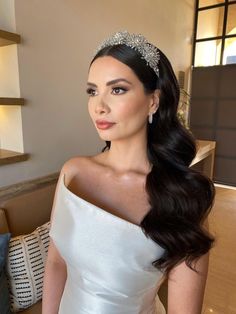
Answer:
[{"left": 0, "top": 0, "right": 195, "bottom": 187}]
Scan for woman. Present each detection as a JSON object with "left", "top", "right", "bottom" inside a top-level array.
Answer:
[{"left": 42, "top": 31, "right": 215, "bottom": 314}]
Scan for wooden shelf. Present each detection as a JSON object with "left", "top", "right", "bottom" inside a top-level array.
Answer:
[
  {"left": 0, "top": 98, "right": 24, "bottom": 106},
  {"left": 0, "top": 29, "right": 21, "bottom": 47},
  {"left": 0, "top": 149, "right": 29, "bottom": 166}
]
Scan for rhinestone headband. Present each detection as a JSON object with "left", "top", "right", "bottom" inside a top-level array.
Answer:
[{"left": 94, "top": 31, "right": 160, "bottom": 77}]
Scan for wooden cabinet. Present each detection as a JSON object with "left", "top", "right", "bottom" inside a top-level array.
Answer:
[{"left": 191, "top": 140, "right": 216, "bottom": 179}]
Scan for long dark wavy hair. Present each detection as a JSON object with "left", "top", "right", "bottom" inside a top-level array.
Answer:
[{"left": 90, "top": 44, "right": 215, "bottom": 274}]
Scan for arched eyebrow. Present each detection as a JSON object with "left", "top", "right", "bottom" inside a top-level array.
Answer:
[{"left": 87, "top": 78, "right": 132, "bottom": 87}]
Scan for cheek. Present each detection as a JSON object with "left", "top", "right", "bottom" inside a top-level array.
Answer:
[
  {"left": 118, "top": 97, "right": 149, "bottom": 121},
  {"left": 87, "top": 101, "right": 94, "bottom": 117}
]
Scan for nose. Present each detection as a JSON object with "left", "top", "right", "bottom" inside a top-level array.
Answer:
[{"left": 95, "top": 95, "right": 110, "bottom": 114}]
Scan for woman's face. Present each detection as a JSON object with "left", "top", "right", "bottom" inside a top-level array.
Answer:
[{"left": 87, "top": 56, "right": 158, "bottom": 142}]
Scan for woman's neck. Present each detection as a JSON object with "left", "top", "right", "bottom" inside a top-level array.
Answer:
[{"left": 102, "top": 138, "right": 151, "bottom": 177}]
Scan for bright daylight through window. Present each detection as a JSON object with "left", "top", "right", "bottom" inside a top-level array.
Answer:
[{"left": 193, "top": 0, "right": 236, "bottom": 66}]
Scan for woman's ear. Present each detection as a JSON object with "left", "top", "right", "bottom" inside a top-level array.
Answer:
[{"left": 149, "top": 89, "right": 160, "bottom": 113}]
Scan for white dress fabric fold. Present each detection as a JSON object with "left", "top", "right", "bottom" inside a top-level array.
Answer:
[{"left": 49, "top": 174, "right": 166, "bottom": 314}]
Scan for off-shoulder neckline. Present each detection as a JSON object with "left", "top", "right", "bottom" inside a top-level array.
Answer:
[{"left": 60, "top": 173, "right": 142, "bottom": 230}]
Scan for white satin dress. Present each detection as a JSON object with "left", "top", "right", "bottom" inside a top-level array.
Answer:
[{"left": 49, "top": 174, "right": 166, "bottom": 314}]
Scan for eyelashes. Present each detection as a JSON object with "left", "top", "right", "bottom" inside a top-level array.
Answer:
[
  {"left": 86, "top": 88, "right": 97, "bottom": 96},
  {"left": 86, "top": 86, "right": 128, "bottom": 96},
  {"left": 112, "top": 87, "right": 128, "bottom": 95}
]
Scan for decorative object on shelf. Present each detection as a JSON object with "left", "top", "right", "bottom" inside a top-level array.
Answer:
[{"left": 177, "top": 88, "right": 190, "bottom": 129}]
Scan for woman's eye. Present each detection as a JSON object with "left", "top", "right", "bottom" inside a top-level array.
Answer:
[
  {"left": 112, "top": 87, "right": 127, "bottom": 95},
  {"left": 86, "top": 88, "right": 97, "bottom": 96}
]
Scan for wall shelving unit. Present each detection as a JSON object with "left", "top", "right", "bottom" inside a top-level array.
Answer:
[{"left": 0, "top": 29, "right": 29, "bottom": 166}]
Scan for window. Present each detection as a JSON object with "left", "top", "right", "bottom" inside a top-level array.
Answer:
[{"left": 193, "top": 0, "right": 236, "bottom": 66}]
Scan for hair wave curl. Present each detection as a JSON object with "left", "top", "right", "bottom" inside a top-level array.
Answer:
[{"left": 91, "top": 44, "right": 215, "bottom": 274}]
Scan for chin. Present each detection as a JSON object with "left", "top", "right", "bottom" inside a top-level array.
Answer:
[
  {"left": 97, "top": 132, "right": 117, "bottom": 141},
  {"left": 98, "top": 135, "right": 112, "bottom": 141}
]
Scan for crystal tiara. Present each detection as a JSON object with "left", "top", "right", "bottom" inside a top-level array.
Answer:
[{"left": 94, "top": 31, "right": 160, "bottom": 77}]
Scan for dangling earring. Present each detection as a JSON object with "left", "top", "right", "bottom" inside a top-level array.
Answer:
[{"left": 148, "top": 113, "right": 153, "bottom": 124}]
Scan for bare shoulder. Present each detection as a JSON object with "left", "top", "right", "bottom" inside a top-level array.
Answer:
[{"left": 60, "top": 153, "right": 105, "bottom": 185}]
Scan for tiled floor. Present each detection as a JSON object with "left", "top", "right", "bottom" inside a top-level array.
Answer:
[{"left": 202, "top": 186, "right": 236, "bottom": 314}]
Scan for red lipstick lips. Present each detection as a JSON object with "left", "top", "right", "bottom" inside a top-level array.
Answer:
[{"left": 95, "top": 120, "right": 116, "bottom": 130}]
